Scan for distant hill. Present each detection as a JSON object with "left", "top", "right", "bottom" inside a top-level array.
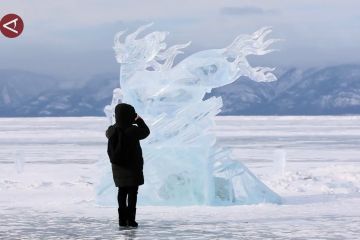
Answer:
[
  {"left": 206, "top": 64, "right": 360, "bottom": 115},
  {"left": 1, "top": 64, "right": 360, "bottom": 116},
  {"left": 13, "top": 73, "right": 119, "bottom": 116},
  {"left": 0, "top": 70, "right": 59, "bottom": 116},
  {"left": 0, "top": 71, "right": 118, "bottom": 116}
]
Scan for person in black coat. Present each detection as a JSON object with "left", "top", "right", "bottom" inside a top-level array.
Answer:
[{"left": 106, "top": 103, "right": 150, "bottom": 228}]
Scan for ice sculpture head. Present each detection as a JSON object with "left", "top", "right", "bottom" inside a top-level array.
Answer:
[
  {"left": 98, "top": 24, "right": 282, "bottom": 206},
  {"left": 113, "top": 23, "right": 168, "bottom": 66}
]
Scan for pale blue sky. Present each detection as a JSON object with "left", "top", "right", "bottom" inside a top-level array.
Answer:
[{"left": 1, "top": 0, "right": 359, "bottom": 81}]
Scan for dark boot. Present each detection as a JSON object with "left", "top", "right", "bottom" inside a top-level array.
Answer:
[
  {"left": 118, "top": 207, "right": 128, "bottom": 227},
  {"left": 127, "top": 207, "right": 138, "bottom": 228}
]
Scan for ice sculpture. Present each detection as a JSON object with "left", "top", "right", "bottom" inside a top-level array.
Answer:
[{"left": 97, "top": 23, "right": 281, "bottom": 205}]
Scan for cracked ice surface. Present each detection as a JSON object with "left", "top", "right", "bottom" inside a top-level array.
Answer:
[{"left": 1, "top": 206, "right": 360, "bottom": 240}]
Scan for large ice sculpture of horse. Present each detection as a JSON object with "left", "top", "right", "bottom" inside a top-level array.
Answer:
[{"left": 97, "top": 23, "right": 281, "bottom": 205}]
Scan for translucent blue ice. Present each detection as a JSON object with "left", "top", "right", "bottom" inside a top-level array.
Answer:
[{"left": 98, "top": 23, "right": 281, "bottom": 205}]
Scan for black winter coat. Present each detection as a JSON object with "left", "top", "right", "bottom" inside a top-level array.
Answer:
[{"left": 106, "top": 117, "right": 150, "bottom": 187}]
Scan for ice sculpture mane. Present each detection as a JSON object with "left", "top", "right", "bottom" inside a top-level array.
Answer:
[{"left": 97, "top": 23, "right": 281, "bottom": 205}]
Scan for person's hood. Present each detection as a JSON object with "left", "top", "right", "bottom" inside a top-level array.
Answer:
[{"left": 115, "top": 103, "right": 136, "bottom": 128}]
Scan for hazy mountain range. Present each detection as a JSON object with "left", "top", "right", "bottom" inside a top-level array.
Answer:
[{"left": 1, "top": 64, "right": 360, "bottom": 117}]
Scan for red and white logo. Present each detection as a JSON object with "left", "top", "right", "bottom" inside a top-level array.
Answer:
[{"left": 0, "top": 14, "right": 24, "bottom": 38}]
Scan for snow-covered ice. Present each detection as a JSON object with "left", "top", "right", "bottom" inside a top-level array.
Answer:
[{"left": 1, "top": 116, "right": 360, "bottom": 239}]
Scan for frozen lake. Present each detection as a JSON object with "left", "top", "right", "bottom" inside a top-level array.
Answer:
[
  {"left": 0, "top": 116, "right": 360, "bottom": 239},
  {"left": 1, "top": 116, "right": 360, "bottom": 165}
]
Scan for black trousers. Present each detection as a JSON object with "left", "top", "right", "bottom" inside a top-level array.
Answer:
[{"left": 117, "top": 186, "right": 139, "bottom": 209}]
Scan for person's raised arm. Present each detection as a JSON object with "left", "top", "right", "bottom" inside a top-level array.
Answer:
[{"left": 130, "top": 115, "right": 150, "bottom": 140}]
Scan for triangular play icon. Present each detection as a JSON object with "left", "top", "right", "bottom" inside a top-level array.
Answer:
[{"left": 3, "top": 18, "right": 19, "bottom": 34}]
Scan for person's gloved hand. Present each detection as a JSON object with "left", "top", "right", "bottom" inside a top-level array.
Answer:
[{"left": 135, "top": 114, "right": 141, "bottom": 121}]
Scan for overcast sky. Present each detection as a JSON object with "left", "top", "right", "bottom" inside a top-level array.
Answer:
[{"left": 1, "top": 0, "right": 359, "bottom": 82}]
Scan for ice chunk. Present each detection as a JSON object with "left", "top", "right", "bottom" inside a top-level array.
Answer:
[
  {"left": 14, "top": 151, "right": 25, "bottom": 174},
  {"left": 273, "top": 149, "right": 287, "bottom": 178}
]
